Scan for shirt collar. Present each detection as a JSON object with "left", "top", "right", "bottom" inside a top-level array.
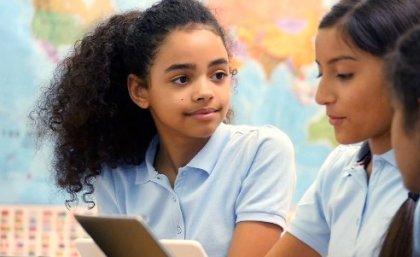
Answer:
[
  {"left": 342, "top": 142, "right": 370, "bottom": 175},
  {"left": 373, "top": 147, "right": 397, "bottom": 168},
  {"left": 344, "top": 141, "right": 397, "bottom": 177},
  {"left": 135, "top": 123, "right": 230, "bottom": 183},
  {"left": 355, "top": 141, "right": 396, "bottom": 167},
  {"left": 186, "top": 123, "right": 230, "bottom": 174},
  {"left": 135, "top": 136, "right": 159, "bottom": 184}
]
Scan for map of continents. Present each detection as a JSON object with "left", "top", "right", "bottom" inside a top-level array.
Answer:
[
  {"left": 0, "top": 0, "right": 114, "bottom": 204},
  {"left": 208, "top": 0, "right": 337, "bottom": 201},
  {"left": 0, "top": 0, "right": 336, "bottom": 204}
]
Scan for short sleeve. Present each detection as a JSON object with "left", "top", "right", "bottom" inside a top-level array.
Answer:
[
  {"left": 94, "top": 166, "right": 121, "bottom": 214},
  {"left": 235, "top": 126, "right": 296, "bottom": 230},
  {"left": 288, "top": 180, "right": 330, "bottom": 256},
  {"left": 288, "top": 145, "right": 349, "bottom": 256}
]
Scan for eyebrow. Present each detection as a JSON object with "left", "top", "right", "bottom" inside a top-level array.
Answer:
[
  {"left": 164, "top": 58, "right": 228, "bottom": 73},
  {"left": 209, "top": 58, "right": 229, "bottom": 67},
  {"left": 316, "top": 55, "right": 358, "bottom": 66}
]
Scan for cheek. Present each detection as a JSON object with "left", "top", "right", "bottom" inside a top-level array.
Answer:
[
  {"left": 392, "top": 117, "right": 420, "bottom": 190},
  {"left": 397, "top": 149, "right": 420, "bottom": 192},
  {"left": 217, "top": 86, "right": 231, "bottom": 102},
  {"left": 224, "top": 91, "right": 232, "bottom": 104},
  {"left": 366, "top": 94, "right": 393, "bottom": 129},
  {"left": 391, "top": 108, "right": 407, "bottom": 141},
  {"left": 391, "top": 110, "right": 404, "bottom": 148}
]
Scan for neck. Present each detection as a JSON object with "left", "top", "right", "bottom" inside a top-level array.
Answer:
[
  {"left": 367, "top": 134, "right": 391, "bottom": 155},
  {"left": 154, "top": 135, "right": 209, "bottom": 185},
  {"left": 365, "top": 133, "right": 391, "bottom": 177}
]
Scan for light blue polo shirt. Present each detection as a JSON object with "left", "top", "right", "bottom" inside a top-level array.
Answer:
[
  {"left": 94, "top": 123, "right": 296, "bottom": 257},
  {"left": 414, "top": 201, "right": 420, "bottom": 257},
  {"left": 289, "top": 143, "right": 407, "bottom": 257}
]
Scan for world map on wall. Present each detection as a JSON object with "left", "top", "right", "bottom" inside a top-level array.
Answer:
[{"left": 0, "top": 0, "right": 336, "bottom": 205}]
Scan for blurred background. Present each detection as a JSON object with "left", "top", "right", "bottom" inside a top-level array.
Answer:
[{"left": 0, "top": 0, "right": 336, "bottom": 256}]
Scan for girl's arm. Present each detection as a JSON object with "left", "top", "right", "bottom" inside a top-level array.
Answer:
[
  {"left": 227, "top": 221, "right": 282, "bottom": 257},
  {"left": 265, "top": 232, "right": 321, "bottom": 257},
  {"left": 224, "top": 126, "right": 295, "bottom": 257}
]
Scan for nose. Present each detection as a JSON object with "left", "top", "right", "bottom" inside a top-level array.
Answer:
[
  {"left": 193, "top": 78, "right": 214, "bottom": 102},
  {"left": 315, "top": 77, "right": 335, "bottom": 105}
]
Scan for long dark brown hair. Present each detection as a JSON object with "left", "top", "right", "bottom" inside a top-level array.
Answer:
[{"left": 319, "top": 1, "right": 420, "bottom": 256}]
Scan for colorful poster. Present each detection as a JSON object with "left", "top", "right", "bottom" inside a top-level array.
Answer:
[
  {"left": 0, "top": 0, "right": 338, "bottom": 256},
  {"left": 0, "top": 0, "right": 336, "bottom": 204}
]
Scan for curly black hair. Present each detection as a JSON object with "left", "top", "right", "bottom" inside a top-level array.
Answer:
[{"left": 29, "top": 0, "right": 230, "bottom": 208}]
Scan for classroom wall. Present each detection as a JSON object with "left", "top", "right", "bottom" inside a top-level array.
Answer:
[{"left": 0, "top": 0, "right": 335, "bottom": 256}]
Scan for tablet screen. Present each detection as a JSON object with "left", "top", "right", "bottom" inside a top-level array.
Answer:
[{"left": 74, "top": 214, "right": 170, "bottom": 257}]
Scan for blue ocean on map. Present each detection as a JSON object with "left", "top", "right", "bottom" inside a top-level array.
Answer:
[{"left": 0, "top": 0, "right": 334, "bottom": 205}]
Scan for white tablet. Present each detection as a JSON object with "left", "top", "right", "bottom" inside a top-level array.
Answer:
[
  {"left": 74, "top": 238, "right": 106, "bottom": 257},
  {"left": 74, "top": 214, "right": 208, "bottom": 257},
  {"left": 160, "top": 239, "right": 209, "bottom": 257}
]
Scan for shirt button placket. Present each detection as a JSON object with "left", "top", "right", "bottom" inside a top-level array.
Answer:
[
  {"left": 176, "top": 225, "right": 182, "bottom": 235},
  {"left": 171, "top": 193, "right": 184, "bottom": 238}
]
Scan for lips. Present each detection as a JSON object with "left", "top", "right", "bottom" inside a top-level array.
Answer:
[
  {"left": 185, "top": 107, "right": 221, "bottom": 121},
  {"left": 187, "top": 107, "right": 219, "bottom": 115},
  {"left": 327, "top": 114, "right": 345, "bottom": 126}
]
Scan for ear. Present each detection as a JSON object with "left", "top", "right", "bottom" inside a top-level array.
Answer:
[{"left": 127, "top": 74, "right": 149, "bottom": 109}]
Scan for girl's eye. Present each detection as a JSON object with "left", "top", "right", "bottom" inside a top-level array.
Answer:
[
  {"left": 172, "top": 76, "right": 189, "bottom": 85},
  {"left": 211, "top": 71, "right": 228, "bottom": 81},
  {"left": 336, "top": 73, "right": 354, "bottom": 81},
  {"left": 316, "top": 64, "right": 322, "bottom": 78}
]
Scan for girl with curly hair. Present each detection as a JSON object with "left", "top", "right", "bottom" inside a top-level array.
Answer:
[{"left": 30, "top": 0, "right": 296, "bottom": 257}]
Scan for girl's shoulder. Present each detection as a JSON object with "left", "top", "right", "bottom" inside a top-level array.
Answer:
[
  {"left": 225, "top": 124, "right": 292, "bottom": 145},
  {"left": 98, "top": 163, "right": 146, "bottom": 186},
  {"left": 217, "top": 124, "right": 294, "bottom": 158}
]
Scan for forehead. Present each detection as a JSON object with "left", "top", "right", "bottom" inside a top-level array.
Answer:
[
  {"left": 160, "top": 23, "right": 223, "bottom": 47},
  {"left": 315, "top": 26, "right": 382, "bottom": 66},
  {"left": 315, "top": 27, "right": 358, "bottom": 57},
  {"left": 154, "top": 27, "right": 228, "bottom": 61}
]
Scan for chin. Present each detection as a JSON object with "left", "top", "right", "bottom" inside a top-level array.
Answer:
[
  {"left": 335, "top": 136, "right": 359, "bottom": 145},
  {"left": 194, "top": 125, "right": 219, "bottom": 138},
  {"left": 334, "top": 131, "right": 366, "bottom": 145}
]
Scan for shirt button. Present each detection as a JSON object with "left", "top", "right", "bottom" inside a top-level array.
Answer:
[
  {"left": 172, "top": 196, "right": 177, "bottom": 202},
  {"left": 176, "top": 226, "right": 182, "bottom": 234}
]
